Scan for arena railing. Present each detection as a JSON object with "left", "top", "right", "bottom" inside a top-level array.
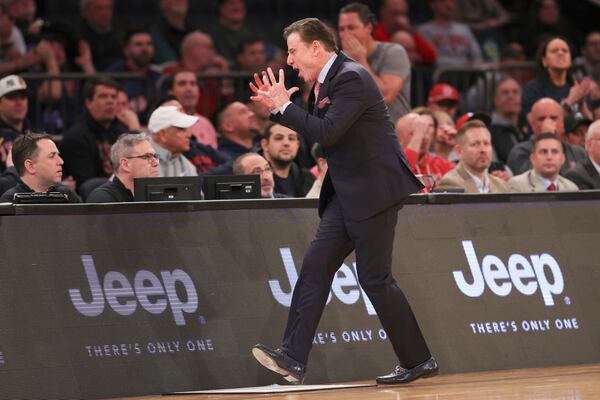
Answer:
[
  {"left": 431, "top": 61, "right": 536, "bottom": 111},
  {"left": 20, "top": 62, "right": 537, "bottom": 135},
  {"left": 19, "top": 71, "right": 254, "bottom": 135}
]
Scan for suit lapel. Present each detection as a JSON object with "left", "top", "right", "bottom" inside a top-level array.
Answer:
[
  {"left": 489, "top": 177, "right": 502, "bottom": 193},
  {"left": 557, "top": 176, "right": 572, "bottom": 190},
  {"left": 528, "top": 170, "right": 546, "bottom": 192},
  {"left": 313, "top": 52, "right": 347, "bottom": 115}
]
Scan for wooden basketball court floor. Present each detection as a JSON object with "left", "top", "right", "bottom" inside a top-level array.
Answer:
[{"left": 115, "top": 363, "right": 600, "bottom": 400}]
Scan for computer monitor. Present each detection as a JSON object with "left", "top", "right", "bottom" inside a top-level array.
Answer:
[
  {"left": 133, "top": 177, "right": 202, "bottom": 201},
  {"left": 202, "top": 175, "right": 261, "bottom": 200}
]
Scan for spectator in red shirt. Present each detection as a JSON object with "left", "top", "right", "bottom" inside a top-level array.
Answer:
[
  {"left": 374, "top": 0, "right": 436, "bottom": 65},
  {"left": 395, "top": 107, "right": 455, "bottom": 182},
  {"left": 432, "top": 110, "right": 458, "bottom": 162}
]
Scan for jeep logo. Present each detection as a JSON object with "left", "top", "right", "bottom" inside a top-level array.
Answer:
[
  {"left": 269, "top": 248, "right": 376, "bottom": 315},
  {"left": 69, "top": 255, "right": 198, "bottom": 325},
  {"left": 453, "top": 241, "right": 564, "bottom": 306}
]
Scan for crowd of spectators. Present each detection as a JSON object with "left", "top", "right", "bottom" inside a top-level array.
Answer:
[{"left": 1, "top": 0, "right": 600, "bottom": 203}]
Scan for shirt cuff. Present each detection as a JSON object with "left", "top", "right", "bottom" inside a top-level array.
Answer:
[{"left": 271, "top": 101, "right": 292, "bottom": 115}]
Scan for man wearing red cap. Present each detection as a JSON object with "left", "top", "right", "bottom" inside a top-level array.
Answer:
[
  {"left": 427, "top": 83, "right": 459, "bottom": 118},
  {"left": 454, "top": 112, "right": 491, "bottom": 131}
]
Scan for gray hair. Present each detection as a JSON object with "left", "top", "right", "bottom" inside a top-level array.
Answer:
[
  {"left": 586, "top": 120, "right": 600, "bottom": 142},
  {"left": 232, "top": 152, "right": 261, "bottom": 175},
  {"left": 110, "top": 133, "right": 151, "bottom": 173}
]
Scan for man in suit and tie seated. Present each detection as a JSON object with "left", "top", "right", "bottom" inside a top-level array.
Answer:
[
  {"left": 509, "top": 133, "right": 579, "bottom": 192},
  {"left": 248, "top": 18, "right": 437, "bottom": 385},
  {"left": 437, "top": 120, "right": 509, "bottom": 193},
  {"left": 565, "top": 120, "right": 600, "bottom": 190}
]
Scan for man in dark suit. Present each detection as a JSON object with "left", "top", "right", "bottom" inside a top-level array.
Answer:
[
  {"left": 565, "top": 120, "right": 600, "bottom": 190},
  {"left": 249, "top": 18, "right": 437, "bottom": 385}
]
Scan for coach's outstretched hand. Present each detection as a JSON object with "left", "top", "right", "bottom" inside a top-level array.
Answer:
[{"left": 249, "top": 67, "right": 299, "bottom": 112}]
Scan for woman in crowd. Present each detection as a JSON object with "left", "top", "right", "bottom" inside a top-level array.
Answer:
[{"left": 521, "top": 36, "right": 593, "bottom": 120}]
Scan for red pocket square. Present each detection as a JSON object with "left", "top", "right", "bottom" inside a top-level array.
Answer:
[{"left": 318, "top": 97, "right": 331, "bottom": 109}]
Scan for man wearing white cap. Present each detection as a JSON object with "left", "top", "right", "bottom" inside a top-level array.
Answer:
[
  {"left": 0, "top": 74, "right": 29, "bottom": 173},
  {"left": 148, "top": 105, "right": 199, "bottom": 177}
]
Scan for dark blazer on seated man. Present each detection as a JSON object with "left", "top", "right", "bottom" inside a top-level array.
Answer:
[{"left": 564, "top": 158, "right": 600, "bottom": 190}]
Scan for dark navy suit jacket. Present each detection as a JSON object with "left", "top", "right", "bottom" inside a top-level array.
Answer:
[
  {"left": 274, "top": 52, "right": 422, "bottom": 221},
  {"left": 564, "top": 158, "right": 600, "bottom": 190}
]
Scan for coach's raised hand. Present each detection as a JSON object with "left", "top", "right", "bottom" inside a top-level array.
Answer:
[{"left": 249, "top": 67, "right": 299, "bottom": 112}]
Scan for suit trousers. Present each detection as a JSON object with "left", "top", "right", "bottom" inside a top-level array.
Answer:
[{"left": 281, "top": 195, "right": 431, "bottom": 368}]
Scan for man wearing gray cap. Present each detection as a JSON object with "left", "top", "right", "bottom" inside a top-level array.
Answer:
[
  {"left": 0, "top": 74, "right": 29, "bottom": 173},
  {"left": 148, "top": 105, "right": 198, "bottom": 177}
]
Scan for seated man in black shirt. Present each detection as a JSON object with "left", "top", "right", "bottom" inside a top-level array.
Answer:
[
  {"left": 0, "top": 132, "right": 80, "bottom": 203},
  {"left": 260, "top": 123, "right": 314, "bottom": 197},
  {"left": 60, "top": 76, "right": 130, "bottom": 189},
  {"left": 87, "top": 133, "right": 159, "bottom": 203}
]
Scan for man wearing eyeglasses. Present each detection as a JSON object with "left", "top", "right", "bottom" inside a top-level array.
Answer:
[
  {"left": 232, "top": 152, "right": 287, "bottom": 198},
  {"left": 147, "top": 105, "right": 198, "bottom": 177},
  {"left": 86, "top": 133, "right": 159, "bottom": 202},
  {"left": 0, "top": 74, "right": 29, "bottom": 175}
]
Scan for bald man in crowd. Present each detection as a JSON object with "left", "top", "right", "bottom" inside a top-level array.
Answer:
[{"left": 507, "top": 97, "right": 587, "bottom": 175}]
